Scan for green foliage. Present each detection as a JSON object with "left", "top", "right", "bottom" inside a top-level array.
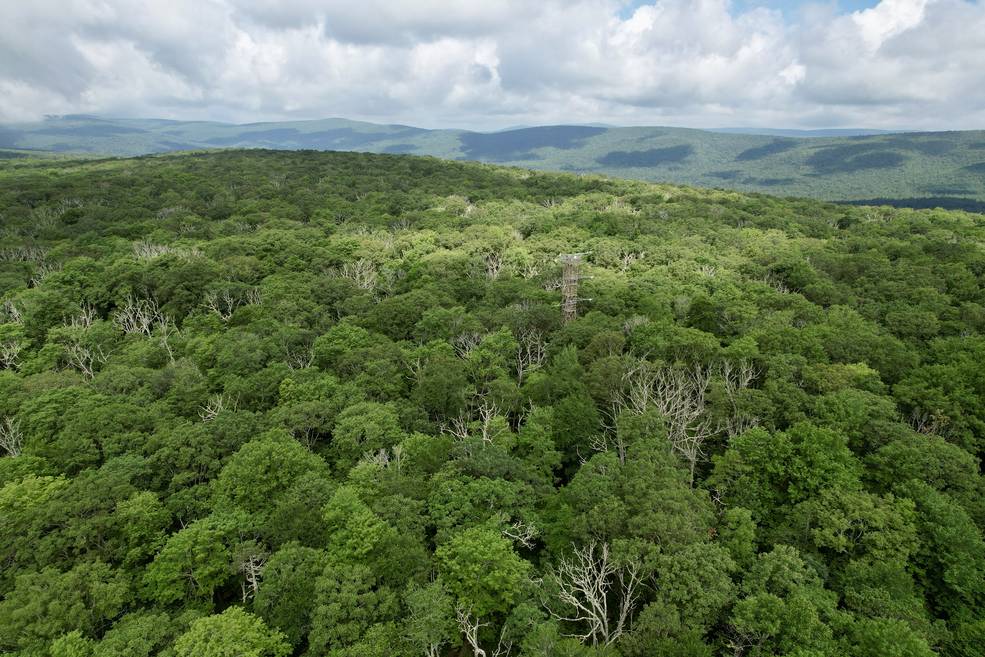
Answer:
[
  {"left": 6, "top": 116, "right": 985, "bottom": 205},
  {"left": 436, "top": 525, "right": 532, "bottom": 617},
  {"left": 173, "top": 607, "right": 290, "bottom": 657},
  {"left": 0, "top": 149, "right": 983, "bottom": 656}
]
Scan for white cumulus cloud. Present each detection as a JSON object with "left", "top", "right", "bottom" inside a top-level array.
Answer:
[{"left": 0, "top": 0, "right": 983, "bottom": 130}]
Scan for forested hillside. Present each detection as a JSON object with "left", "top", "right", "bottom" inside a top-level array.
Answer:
[
  {"left": 1, "top": 150, "right": 985, "bottom": 657},
  {"left": 4, "top": 116, "right": 985, "bottom": 208}
]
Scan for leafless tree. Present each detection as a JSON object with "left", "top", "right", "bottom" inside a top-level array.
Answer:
[
  {"left": 622, "top": 315, "right": 649, "bottom": 334},
  {"left": 65, "top": 339, "right": 108, "bottom": 380},
  {"left": 114, "top": 295, "right": 164, "bottom": 336},
  {"left": 587, "top": 431, "right": 629, "bottom": 466},
  {"left": 544, "top": 542, "right": 643, "bottom": 647},
  {"left": 155, "top": 205, "right": 188, "bottom": 220},
  {"left": 484, "top": 252, "right": 504, "bottom": 280},
  {"left": 457, "top": 608, "right": 487, "bottom": 657},
  {"left": 441, "top": 415, "right": 472, "bottom": 441},
  {"left": 476, "top": 399, "right": 499, "bottom": 444},
  {"left": 0, "top": 246, "right": 48, "bottom": 263},
  {"left": 454, "top": 331, "right": 485, "bottom": 358},
  {"left": 0, "top": 417, "right": 23, "bottom": 457},
  {"left": 284, "top": 344, "right": 315, "bottom": 371},
  {"left": 619, "top": 360, "right": 758, "bottom": 484},
  {"left": 245, "top": 287, "right": 263, "bottom": 306},
  {"left": 69, "top": 303, "right": 98, "bottom": 331},
  {"left": 521, "top": 262, "right": 541, "bottom": 279},
  {"left": 204, "top": 290, "right": 241, "bottom": 321},
  {"left": 456, "top": 608, "right": 513, "bottom": 657},
  {"left": 1, "top": 300, "right": 23, "bottom": 324},
  {"left": 618, "top": 250, "right": 646, "bottom": 273},
  {"left": 725, "top": 623, "right": 773, "bottom": 657},
  {"left": 339, "top": 259, "right": 378, "bottom": 290},
  {"left": 718, "top": 360, "right": 760, "bottom": 437},
  {"left": 515, "top": 329, "right": 547, "bottom": 384},
  {"left": 0, "top": 341, "right": 22, "bottom": 370},
  {"left": 237, "top": 550, "right": 268, "bottom": 603},
  {"left": 156, "top": 316, "right": 178, "bottom": 363},
  {"left": 501, "top": 516, "right": 538, "bottom": 549},
  {"left": 132, "top": 241, "right": 177, "bottom": 259},
  {"left": 760, "top": 272, "right": 789, "bottom": 294},
  {"left": 199, "top": 394, "right": 226, "bottom": 422},
  {"left": 908, "top": 408, "right": 949, "bottom": 436},
  {"left": 30, "top": 260, "right": 61, "bottom": 287},
  {"left": 619, "top": 362, "right": 714, "bottom": 486}
]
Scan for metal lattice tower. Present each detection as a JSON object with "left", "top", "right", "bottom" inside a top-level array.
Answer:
[{"left": 559, "top": 253, "right": 589, "bottom": 322}]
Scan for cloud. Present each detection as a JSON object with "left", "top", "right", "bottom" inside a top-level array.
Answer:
[{"left": 0, "top": 0, "right": 983, "bottom": 130}]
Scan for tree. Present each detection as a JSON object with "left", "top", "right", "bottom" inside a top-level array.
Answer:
[
  {"left": 142, "top": 513, "right": 243, "bottom": 606},
  {"left": 404, "top": 580, "right": 458, "bottom": 657},
  {"left": 253, "top": 544, "right": 329, "bottom": 647},
  {"left": 173, "top": 607, "right": 290, "bottom": 657},
  {"left": 307, "top": 562, "right": 399, "bottom": 654},
  {"left": 544, "top": 541, "right": 645, "bottom": 646},
  {"left": 213, "top": 430, "right": 330, "bottom": 517},
  {"left": 330, "top": 401, "right": 405, "bottom": 471},
  {"left": 436, "top": 525, "right": 532, "bottom": 618},
  {"left": 0, "top": 561, "right": 130, "bottom": 654}
]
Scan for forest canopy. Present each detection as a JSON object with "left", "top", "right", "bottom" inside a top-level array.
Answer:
[{"left": 1, "top": 149, "right": 984, "bottom": 657}]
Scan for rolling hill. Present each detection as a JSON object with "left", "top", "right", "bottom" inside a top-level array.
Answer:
[{"left": 2, "top": 115, "right": 984, "bottom": 208}]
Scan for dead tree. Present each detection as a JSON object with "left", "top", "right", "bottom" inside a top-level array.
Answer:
[
  {"left": 246, "top": 287, "right": 263, "bottom": 306},
  {"left": 0, "top": 300, "right": 22, "bottom": 324},
  {"left": 284, "top": 343, "right": 315, "bottom": 371},
  {"left": 204, "top": 290, "right": 241, "bottom": 321},
  {"left": 199, "top": 394, "right": 226, "bottom": 422},
  {"left": 69, "top": 303, "right": 98, "bottom": 331},
  {"left": 484, "top": 252, "right": 504, "bottom": 280},
  {"left": 718, "top": 360, "right": 760, "bottom": 437},
  {"left": 0, "top": 417, "right": 23, "bottom": 457},
  {"left": 545, "top": 542, "right": 643, "bottom": 647},
  {"left": 457, "top": 608, "right": 487, "bottom": 657},
  {"left": 339, "top": 259, "right": 378, "bottom": 290},
  {"left": 0, "top": 341, "right": 22, "bottom": 370},
  {"left": 455, "top": 608, "right": 513, "bottom": 657},
  {"left": 114, "top": 295, "right": 163, "bottom": 336},
  {"left": 620, "top": 362, "right": 714, "bottom": 486},
  {"left": 515, "top": 329, "right": 547, "bottom": 384},
  {"left": 453, "top": 331, "right": 486, "bottom": 358},
  {"left": 619, "top": 360, "right": 757, "bottom": 485},
  {"left": 501, "top": 516, "right": 538, "bottom": 549},
  {"left": 132, "top": 241, "right": 177, "bottom": 259},
  {"left": 156, "top": 317, "right": 178, "bottom": 363},
  {"left": 237, "top": 550, "right": 267, "bottom": 603},
  {"left": 30, "top": 261, "right": 61, "bottom": 287},
  {"left": 65, "top": 339, "right": 108, "bottom": 380}
]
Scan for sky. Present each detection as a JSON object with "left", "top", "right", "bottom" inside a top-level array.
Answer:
[{"left": 1, "top": 0, "right": 983, "bottom": 131}]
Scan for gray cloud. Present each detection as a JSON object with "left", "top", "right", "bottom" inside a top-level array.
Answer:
[{"left": 0, "top": 0, "right": 983, "bottom": 130}]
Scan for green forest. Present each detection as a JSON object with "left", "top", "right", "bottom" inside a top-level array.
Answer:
[
  {"left": 5, "top": 116, "right": 985, "bottom": 208},
  {"left": 1, "top": 149, "right": 984, "bottom": 657}
]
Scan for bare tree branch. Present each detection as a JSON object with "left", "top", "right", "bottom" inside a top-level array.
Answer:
[
  {"left": 544, "top": 542, "right": 642, "bottom": 647},
  {"left": 0, "top": 417, "right": 23, "bottom": 457}
]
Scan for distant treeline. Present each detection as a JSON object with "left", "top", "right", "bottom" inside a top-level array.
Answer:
[{"left": 839, "top": 197, "right": 985, "bottom": 213}]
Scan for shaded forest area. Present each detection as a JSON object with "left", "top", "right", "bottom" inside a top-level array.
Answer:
[{"left": 1, "top": 150, "right": 984, "bottom": 657}]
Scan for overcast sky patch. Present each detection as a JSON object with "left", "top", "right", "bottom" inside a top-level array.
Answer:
[{"left": 0, "top": 0, "right": 982, "bottom": 130}]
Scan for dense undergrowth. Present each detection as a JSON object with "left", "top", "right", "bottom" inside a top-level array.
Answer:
[{"left": 1, "top": 150, "right": 984, "bottom": 657}]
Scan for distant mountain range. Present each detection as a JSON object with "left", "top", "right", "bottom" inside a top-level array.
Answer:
[{"left": 2, "top": 115, "right": 984, "bottom": 209}]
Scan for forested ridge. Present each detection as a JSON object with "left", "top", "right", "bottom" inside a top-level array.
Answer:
[
  {"left": 6, "top": 116, "right": 985, "bottom": 206},
  {"left": 1, "top": 149, "right": 984, "bottom": 657}
]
